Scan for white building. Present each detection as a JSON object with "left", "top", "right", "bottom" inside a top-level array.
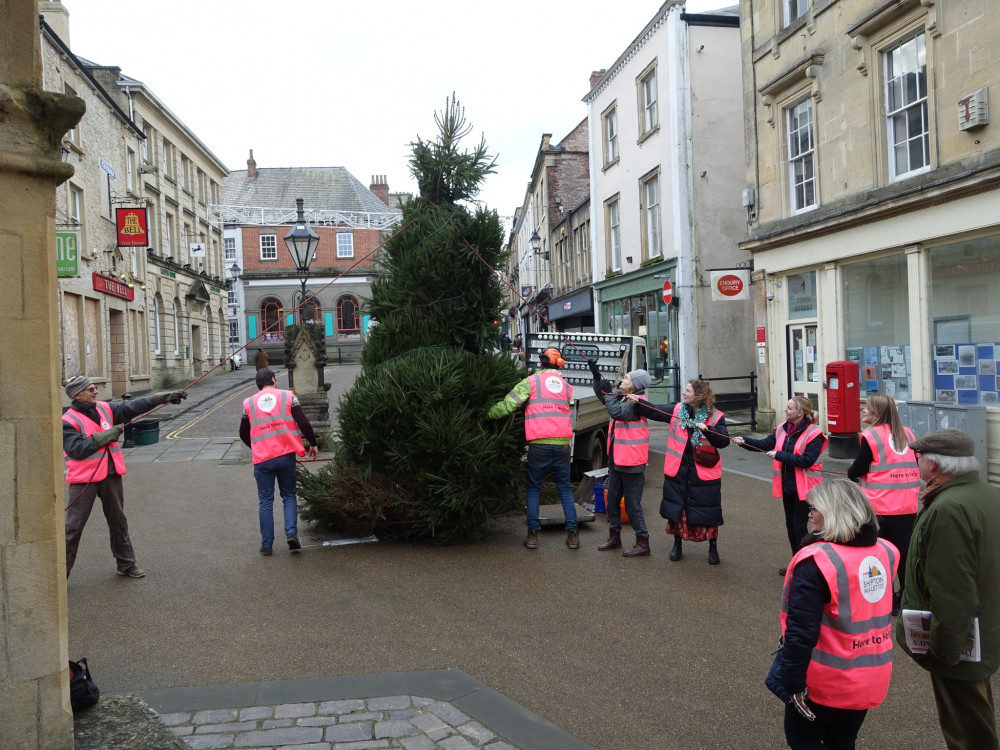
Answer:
[{"left": 585, "top": 1, "right": 752, "bottom": 397}]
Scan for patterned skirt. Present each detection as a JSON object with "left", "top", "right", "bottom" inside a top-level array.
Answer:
[{"left": 665, "top": 510, "right": 719, "bottom": 541}]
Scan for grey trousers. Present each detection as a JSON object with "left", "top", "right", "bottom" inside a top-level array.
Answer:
[
  {"left": 605, "top": 467, "right": 648, "bottom": 537},
  {"left": 65, "top": 474, "right": 137, "bottom": 576}
]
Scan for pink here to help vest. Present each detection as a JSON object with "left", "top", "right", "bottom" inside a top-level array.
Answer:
[
  {"left": 781, "top": 538, "right": 899, "bottom": 710},
  {"left": 243, "top": 387, "right": 306, "bottom": 464},
  {"left": 859, "top": 423, "right": 920, "bottom": 515},
  {"left": 62, "top": 401, "right": 126, "bottom": 483},
  {"left": 524, "top": 371, "right": 573, "bottom": 441}
]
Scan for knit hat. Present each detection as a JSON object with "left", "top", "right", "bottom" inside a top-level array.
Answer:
[
  {"left": 65, "top": 375, "right": 93, "bottom": 399},
  {"left": 909, "top": 429, "right": 975, "bottom": 457},
  {"left": 629, "top": 369, "right": 651, "bottom": 392}
]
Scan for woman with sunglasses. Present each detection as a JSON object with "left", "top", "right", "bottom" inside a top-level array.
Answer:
[
  {"left": 778, "top": 480, "right": 898, "bottom": 749},
  {"left": 847, "top": 394, "right": 920, "bottom": 614}
]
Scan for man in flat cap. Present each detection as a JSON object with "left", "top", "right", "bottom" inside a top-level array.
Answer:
[
  {"left": 896, "top": 428, "right": 1000, "bottom": 750},
  {"left": 62, "top": 376, "right": 187, "bottom": 578}
]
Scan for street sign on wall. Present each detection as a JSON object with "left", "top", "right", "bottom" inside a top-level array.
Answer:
[
  {"left": 56, "top": 231, "right": 79, "bottom": 276},
  {"left": 661, "top": 279, "right": 673, "bottom": 306},
  {"left": 710, "top": 269, "right": 750, "bottom": 301}
]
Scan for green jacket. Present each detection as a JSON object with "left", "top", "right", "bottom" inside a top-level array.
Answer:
[{"left": 895, "top": 471, "right": 1000, "bottom": 681}]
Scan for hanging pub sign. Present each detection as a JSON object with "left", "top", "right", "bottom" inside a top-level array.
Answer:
[
  {"left": 92, "top": 272, "right": 135, "bottom": 301},
  {"left": 116, "top": 207, "right": 148, "bottom": 247}
]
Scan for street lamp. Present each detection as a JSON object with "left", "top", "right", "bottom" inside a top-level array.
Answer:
[
  {"left": 284, "top": 197, "right": 320, "bottom": 324},
  {"left": 228, "top": 263, "right": 241, "bottom": 370}
]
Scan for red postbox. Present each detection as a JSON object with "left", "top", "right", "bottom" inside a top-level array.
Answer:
[{"left": 825, "top": 361, "right": 861, "bottom": 435}]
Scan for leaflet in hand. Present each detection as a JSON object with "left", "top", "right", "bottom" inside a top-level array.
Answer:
[{"left": 900, "top": 609, "right": 981, "bottom": 663}]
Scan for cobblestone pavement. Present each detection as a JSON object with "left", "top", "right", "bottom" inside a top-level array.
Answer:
[{"left": 161, "top": 695, "right": 519, "bottom": 750}]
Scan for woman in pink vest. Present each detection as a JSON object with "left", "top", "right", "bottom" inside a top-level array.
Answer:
[
  {"left": 627, "top": 378, "right": 730, "bottom": 565},
  {"left": 588, "top": 360, "right": 652, "bottom": 556},
  {"left": 847, "top": 394, "right": 919, "bottom": 614},
  {"left": 778, "top": 479, "right": 898, "bottom": 749},
  {"left": 733, "top": 396, "right": 826, "bottom": 574}
]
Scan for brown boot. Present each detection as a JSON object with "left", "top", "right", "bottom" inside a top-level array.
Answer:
[
  {"left": 623, "top": 535, "right": 650, "bottom": 557},
  {"left": 598, "top": 531, "right": 622, "bottom": 551},
  {"left": 524, "top": 529, "right": 538, "bottom": 549},
  {"left": 566, "top": 529, "right": 580, "bottom": 549}
]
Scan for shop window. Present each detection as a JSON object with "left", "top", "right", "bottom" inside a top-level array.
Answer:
[
  {"left": 929, "top": 237, "right": 1000, "bottom": 405},
  {"left": 841, "top": 256, "right": 910, "bottom": 400}
]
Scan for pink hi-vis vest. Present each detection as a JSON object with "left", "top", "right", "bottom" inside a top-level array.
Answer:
[
  {"left": 607, "top": 394, "right": 649, "bottom": 466},
  {"left": 859, "top": 424, "right": 920, "bottom": 515},
  {"left": 771, "top": 421, "right": 827, "bottom": 499},
  {"left": 62, "top": 402, "right": 126, "bottom": 483},
  {"left": 781, "top": 539, "right": 898, "bottom": 710},
  {"left": 524, "top": 372, "right": 573, "bottom": 441},
  {"left": 662, "top": 403, "right": 724, "bottom": 481},
  {"left": 243, "top": 388, "right": 305, "bottom": 464}
]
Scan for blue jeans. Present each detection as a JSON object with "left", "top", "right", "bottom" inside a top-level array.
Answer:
[
  {"left": 254, "top": 452, "right": 298, "bottom": 548},
  {"left": 525, "top": 444, "right": 577, "bottom": 531}
]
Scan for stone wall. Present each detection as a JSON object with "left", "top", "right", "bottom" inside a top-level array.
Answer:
[{"left": 0, "top": 2, "right": 84, "bottom": 747}]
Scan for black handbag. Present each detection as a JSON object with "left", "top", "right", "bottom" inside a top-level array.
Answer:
[
  {"left": 69, "top": 658, "right": 100, "bottom": 712},
  {"left": 765, "top": 641, "right": 791, "bottom": 703}
]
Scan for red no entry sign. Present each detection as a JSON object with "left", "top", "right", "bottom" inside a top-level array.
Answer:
[{"left": 662, "top": 279, "right": 673, "bottom": 306}]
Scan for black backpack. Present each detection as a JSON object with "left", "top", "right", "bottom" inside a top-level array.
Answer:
[{"left": 69, "top": 658, "right": 100, "bottom": 712}]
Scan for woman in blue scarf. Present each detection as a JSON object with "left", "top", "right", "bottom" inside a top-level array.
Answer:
[{"left": 628, "top": 378, "right": 730, "bottom": 565}]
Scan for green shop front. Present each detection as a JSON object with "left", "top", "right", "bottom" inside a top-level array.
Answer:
[{"left": 594, "top": 263, "right": 679, "bottom": 400}]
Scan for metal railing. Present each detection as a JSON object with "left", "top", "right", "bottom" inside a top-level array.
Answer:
[{"left": 697, "top": 370, "right": 758, "bottom": 432}]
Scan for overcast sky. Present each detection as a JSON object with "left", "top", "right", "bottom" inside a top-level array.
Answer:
[{"left": 65, "top": 0, "right": 726, "bottom": 222}]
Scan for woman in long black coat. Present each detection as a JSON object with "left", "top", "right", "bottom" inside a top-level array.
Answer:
[{"left": 628, "top": 378, "right": 730, "bottom": 564}]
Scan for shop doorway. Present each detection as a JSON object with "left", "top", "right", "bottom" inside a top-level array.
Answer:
[{"left": 787, "top": 322, "right": 820, "bottom": 416}]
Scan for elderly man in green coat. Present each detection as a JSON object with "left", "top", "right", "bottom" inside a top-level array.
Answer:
[{"left": 896, "top": 429, "right": 1000, "bottom": 750}]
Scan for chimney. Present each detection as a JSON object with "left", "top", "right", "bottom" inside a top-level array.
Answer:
[
  {"left": 369, "top": 174, "right": 390, "bottom": 207},
  {"left": 247, "top": 149, "right": 256, "bottom": 178},
  {"left": 589, "top": 69, "right": 607, "bottom": 89},
  {"left": 39, "top": 1, "right": 71, "bottom": 46}
]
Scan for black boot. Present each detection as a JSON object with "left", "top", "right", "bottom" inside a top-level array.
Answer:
[
  {"left": 669, "top": 536, "right": 683, "bottom": 561},
  {"left": 708, "top": 539, "right": 720, "bottom": 565}
]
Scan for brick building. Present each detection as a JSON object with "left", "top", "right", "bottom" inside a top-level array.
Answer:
[{"left": 219, "top": 161, "right": 402, "bottom": 363}]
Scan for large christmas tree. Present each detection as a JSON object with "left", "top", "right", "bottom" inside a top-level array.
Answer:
[{"left": 298, "top": 97, "right": 525, "bottom": 544}]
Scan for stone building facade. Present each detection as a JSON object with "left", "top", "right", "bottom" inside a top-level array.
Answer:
[
  {"left": 507, "top": 120, "right": 593, "bottom": 337},
  {"left": 41, "top": 1, "right": 228, "bottom": 401},
  {"left": 740, "top": 0, "right": 1000, "bottom": 480},
  {"left": 41, "top": 11, "right": 150, "bottom": 402}
]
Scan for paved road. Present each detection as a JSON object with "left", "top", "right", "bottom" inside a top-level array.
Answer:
[{"left": 66, "top": 366, "right": 996, "bottom": 749}]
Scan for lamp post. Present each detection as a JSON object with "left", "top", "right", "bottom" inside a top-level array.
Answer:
[
  {"left": 284, "top": 198, "right": 320, "bottom": 324},
  {"left": 228, "top": 263, "right": 241, "bottom": 370}
]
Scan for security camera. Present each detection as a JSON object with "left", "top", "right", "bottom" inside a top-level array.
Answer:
[{"left": 766, "top": 291, "right": 775, "bottom": 301}]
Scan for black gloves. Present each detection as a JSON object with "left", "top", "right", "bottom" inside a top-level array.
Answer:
[
  {"left": 153, "top": 391, "right": 188, "bottom": 405},
  {"left": 92, "top": 426, "right": 124, "bottom": 447},
  {"left": 587, "top": 358, "right": 602, "bottom": 377}
]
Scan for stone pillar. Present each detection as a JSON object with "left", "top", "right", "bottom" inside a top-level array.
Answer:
[
  {"left": 284, "top": 324, "right": 331, "bottom": 445},
  {"left": 0, "top": 2, "right": 84, "bottom": 747}
]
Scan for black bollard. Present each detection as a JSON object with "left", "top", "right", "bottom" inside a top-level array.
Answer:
[{"left": 121, "top": 393, "right": 135, "bottom": 448}]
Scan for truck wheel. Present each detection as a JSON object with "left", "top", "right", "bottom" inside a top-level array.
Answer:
[{"left": 588, "top": 435, "right": 606, "bottom": 473}]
